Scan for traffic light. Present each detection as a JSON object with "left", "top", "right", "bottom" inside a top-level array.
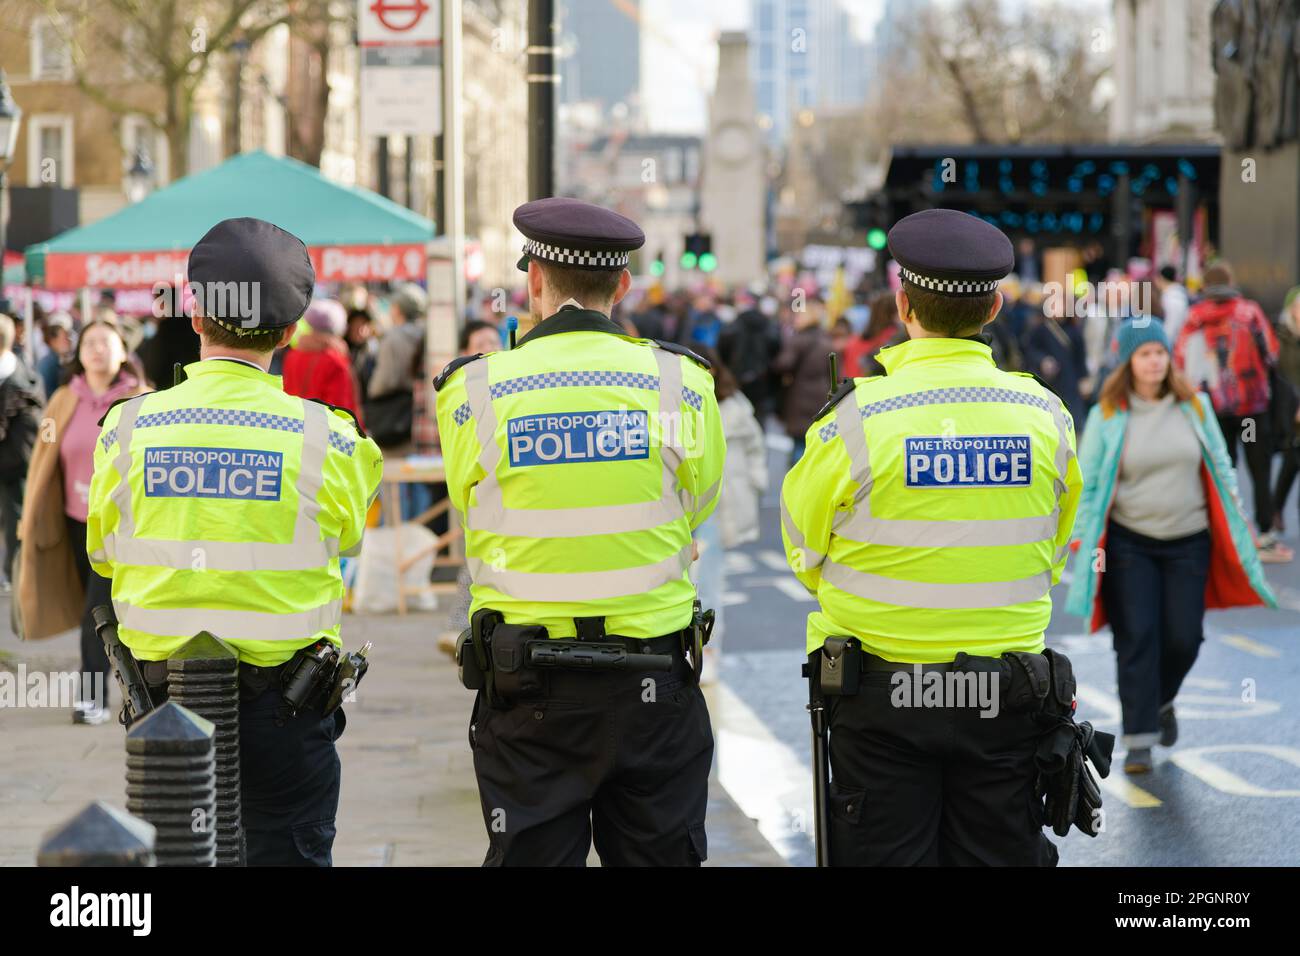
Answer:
[
  {"left": 682, "top": 233, "right": 713, "bottom": 271},
  {"left": 650, "top": 250, "right": 665, "bottom": 277},
  {"left": 867, "top": 228, "right": 887, "bottom": 250}
]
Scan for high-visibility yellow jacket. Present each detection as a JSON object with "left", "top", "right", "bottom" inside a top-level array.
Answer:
[
  {"left": 87, "top": 358, "right": 383, "bottom": 666},
  {"left": 434, "top": 307, "right": 725, "bottom": 639},
  {"left": 781, "top": 337, "right": 1082, "bottom": 661}
]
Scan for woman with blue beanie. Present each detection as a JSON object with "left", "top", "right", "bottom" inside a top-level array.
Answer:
[{"left": 1065, "top": 318, "right": 1276, "bottom": 773}]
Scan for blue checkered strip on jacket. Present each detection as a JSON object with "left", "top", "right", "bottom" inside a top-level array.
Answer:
[
  {"left": 328, "top": 431, "right": 356, "bottom": 455},
  {"left": 99, "top": 407, "right": 357, "bottom": 455},
  {"left": 451, "top": 370, "right": 705, "bottom": 412},
  {"left": 817, "top": 386, "right": 1054, "bottom": 442}
]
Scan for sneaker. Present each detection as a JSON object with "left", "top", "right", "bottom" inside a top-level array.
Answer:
[
  {"left": 1124, "top": 747, "right": 1153, "bottom": 774},
  {"left": 1159, "top": 703, "right": 1178, "bottom": 747},
  {"left": 72, "top": 702, "right": 110, "bottom": 726},
  {"left": 1256, "top": 533, "right": 1295, "bottom": 563}
]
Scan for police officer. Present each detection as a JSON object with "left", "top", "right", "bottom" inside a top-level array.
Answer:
[
  {"left": 87, "top": 218, "right": 383, "bottom": 865},
  {"left": 781, "top": 209, "right": 1086, "bottom": 866},
  {"left": 435, "top": 197, "right": 725, "bottom": 866}
]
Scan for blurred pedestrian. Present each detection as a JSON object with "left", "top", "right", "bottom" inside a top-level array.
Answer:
[
  {"left": 772, "top": 295, "right": 833, "bottom": 466},
  {"left": 0, "top": 314, "right": 44, "bottom": 593},
  {"left": 690, "top": 346, "right": 768, "bottom": 683},
  {"left": 1155, "top": 265, "right": 1190, "bottom": 343},
  {"left": 345, "top": 305, "right": 378, "bottom": 396},
  {"left": 1270, "top": 285, "right": 1300, "bottom": 533},
  {"left": 139, "top": 285, "right": 201, "bottom": 389},
  {"left": 1022, "top": 309, "right": 1089, "bottom": 427},
  {"left": 719, "top": 290, "right": 779, "bottom": 421},
  {"left": 16, "top": 319, "right": 146, "bottom": 723},
  {"left": 282, "top": 299, "right": 363, "bottom": 423},
  {"left": 38, "top": 311, "right": 74, "bottom": 398},
  {"left": 1066, "top": 319, "right": 1276, "bottom": 773},
  {"left": 689, "top": 293, "right": 721, "bottom": 350},
  {"left": 859, "top": 290, "right": 904, "bottom": 377},
  {"left": 1173, "top": 261, "right": 1289, "bottom": 558},
  {"left": 365, "top": 282, "right": 427, "bottom": 451}
]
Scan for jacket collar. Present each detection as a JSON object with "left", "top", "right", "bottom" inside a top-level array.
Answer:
[
  {"left": 876, "top": 335, "right": 994, "bottom": 375},
  {"left": 516, "top": 305, "right": 625, "bottom": 346},
  {"left": 185, "top": 358, "right": 281, "bottom": 389}
]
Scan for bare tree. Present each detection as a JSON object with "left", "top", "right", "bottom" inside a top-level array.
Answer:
[
  {"left": 28, "top": 0, "right": 313, "bottom": 178},
  {"left": 870, "top": 0, "right": 1111, "bottom": 146}
]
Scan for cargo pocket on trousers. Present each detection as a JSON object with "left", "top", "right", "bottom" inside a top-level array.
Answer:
[
  {"left": 829, "top": 783, "right": 867, "bottom": 826},
  {"left": 291, "top": 820, "right": 337, "bottom": 867},
  {"left": 687, "top": 823, "right": 708, "bottom": 864}
]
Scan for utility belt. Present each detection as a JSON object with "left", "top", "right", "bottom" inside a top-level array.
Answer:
[
  {"left": 456, "top": 601, "right": 714, "bottom": 709},
  {"left": 804, "top": 636, "right": 1115, "bottom": 839},
  {"left": 131, "top": 639, "right": 371, "bottom": 720}
]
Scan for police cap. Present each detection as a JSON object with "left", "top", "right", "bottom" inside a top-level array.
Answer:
[
  {"left": 187, "top": 217, "right": 315, "bottom": 335},
  {"left": 887, "top": 209, "right": 1014, "bottom": 297},
  {"left": 514, "top": 197, "right": 645, "bottom": 272}
]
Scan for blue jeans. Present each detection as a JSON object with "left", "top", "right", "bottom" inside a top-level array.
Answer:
[{"left": 1100, "top": 521, "right": 1210, "bottom": 748}]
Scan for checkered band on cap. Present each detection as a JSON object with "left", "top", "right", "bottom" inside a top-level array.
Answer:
[
  {"left": 523, "top": 239, "right": 631, "bottom": 269},
  {"left": 207, "top": 314, "right": 276, "bottom": 336},
  {"left": 900, "top": 267, "right": 1000, "bottom": 296}
]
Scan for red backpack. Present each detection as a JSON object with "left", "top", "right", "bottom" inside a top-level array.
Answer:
[{"left": 1176, "top": 296, "right": 1276, "bottom": 417}]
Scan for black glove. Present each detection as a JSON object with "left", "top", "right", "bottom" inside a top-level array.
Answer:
[{"left": 1036, "top": 719, "right": 1113, "bottom": 838}]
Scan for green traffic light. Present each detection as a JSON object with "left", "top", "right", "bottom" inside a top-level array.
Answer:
[
  {"left": 867, "top": 228, "right": 888, "bottom": 250},
  {"left": 699, "top": 253, "right": 717, "bottom": 273},
  {"left": 650, "top": 260, "right": 665, "bottom": 277},
  {"left": 681, "top": 251, "right": 698, "bottom": 270}
]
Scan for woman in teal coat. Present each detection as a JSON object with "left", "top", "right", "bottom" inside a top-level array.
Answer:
[{"left": 1064, "top": 319, "right": 1276, "bottom": 773}]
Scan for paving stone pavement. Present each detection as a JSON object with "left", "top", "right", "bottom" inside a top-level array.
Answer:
[{"left": 0, "top": 601, "right": 783, "bottom": 867}]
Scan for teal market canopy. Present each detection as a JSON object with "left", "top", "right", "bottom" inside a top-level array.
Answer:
[{"left": 24, "top": 150, "right": 434, "bottom": 290}]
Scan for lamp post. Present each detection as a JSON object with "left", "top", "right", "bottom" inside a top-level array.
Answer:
[
  {"left": 0, "top": 70, "right": 24, "bottom": 259},
  {"left": 125, "top": 146, "right": 154, "bottom": 204}
]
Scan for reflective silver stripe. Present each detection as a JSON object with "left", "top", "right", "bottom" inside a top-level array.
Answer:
[
  {"left": 1044, "top": 391, "right": 1075, "bottom": 499},
  {"left": 465, "top": 358, "right": 503, "bottom": 518},
  {"left": 472, "top": 497, "right": 681, "bottom": 538},
  {"left": 780, "top": 491, "right": 825, "bottom": 570},
  {"left": 295, "top": 401, "right": 329, "bottom": 547},
  {"left": 652, "top": 348, "right": 685, "bottom": 487},
  {"left": 101, "top": 396, "right": 336, "bottom": 572},
  {"left": 821, "top": 561, "right": 1052, "bottom": 610},
  {"left": 465, "top": 351, "right": 688, "bottom": 538},
  {"left": 835, "top": 391, "right": 872, "bottom": 500},
  {"left": 341, "top": 538, "right": 365, "bottom": 558},
  {"left": 687, "top": 478, "right": 722, "bottom": 516},
  {"left": 468, "top": 544, "right": 692, "bottom": 601},
  {"left": 837, "top": 510, "right": 1059, "bottom": 548},
  {"left": 113, "top": 598, "right": 341, "bottom": 641},
  {"left": 89, "top": 548, "right": 107, "bottom": 565},
  {"left": 109, "top": 396, "right": 148, "bottom": 539},
  {"left": 110, "top": 537, "right": 335, "bottom": 571}
]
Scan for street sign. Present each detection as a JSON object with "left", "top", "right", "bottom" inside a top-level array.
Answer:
[{"left": 359, "top": 0, "right": 442, "bottom": 139}]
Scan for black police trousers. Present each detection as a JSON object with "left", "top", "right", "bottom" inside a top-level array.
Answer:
[
  {"left": 149, "top": 678, "right": 345, "bottom": 866},
  {"left": 470, "top": 649, "right": 713, "bottom": 866},
  {"left": 826, "top": 670, "right": 1058, "bottom": 867}
]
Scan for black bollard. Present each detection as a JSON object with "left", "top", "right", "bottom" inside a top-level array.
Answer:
[
  {"left": 37, "top": 801, "right": 156, "bottom": 867},
  {"left": 124, "top": 701, "right": 217, "bottom": 867},
  {"left": 166, "top": 632, "right": 244, "bottom": 867}
]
